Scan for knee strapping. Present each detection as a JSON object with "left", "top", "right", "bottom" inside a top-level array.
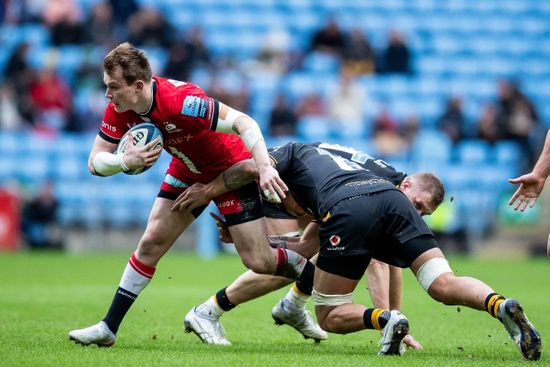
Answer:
[
  {"left": 416, "top": 257, "right": 453, "bottom": 291},
  {"left": 311, "top": 289, "right": 354, "bottom": 306}
]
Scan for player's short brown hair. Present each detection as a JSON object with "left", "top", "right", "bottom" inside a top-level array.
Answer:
[
  {"left": 103, "top": 42, "right": 152, "bottom": 85},
  {"left": 412, "top": 172, "right": 445, "bottom": 209}
]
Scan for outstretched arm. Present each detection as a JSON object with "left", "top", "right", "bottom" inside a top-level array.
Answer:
[{"left": 509, "top": 130, "right": 550, "bottom": 211}]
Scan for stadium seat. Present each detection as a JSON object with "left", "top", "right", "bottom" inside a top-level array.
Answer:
[
  {"left": 296, "top": 116, "right": 333, "bottom": 141},
  {"left": 410, "top": 130, "right": 452, "bottom": 164},
  {"left": 454, "top": 140, "right": 491, "bottom": 164}
]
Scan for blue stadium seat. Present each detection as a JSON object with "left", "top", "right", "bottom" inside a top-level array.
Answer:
[
  {"left": 454, "top": 140, "right": 491, "bottom": 164},
  {"left": 410, "top": 130, "right": 452, "bottom": 164},
  {"left": 296, "top": 116, "right": 333, "bottom": 141},
  {"left": 493, "top": 141, "right": 524, "bottom": 166}
]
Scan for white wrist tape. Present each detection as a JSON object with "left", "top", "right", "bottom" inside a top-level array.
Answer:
[
  {"left": 311, "top": 289, "right": 354, "bottom": 306},
  {"left": 92, "top": 151, "right": 129, "bottom": 176},
  {"left": 416, "top": 257, "right": 453, "bottom": 291},
  {"left": 216, "top": 108, "right": 245, "bottom": 133},
  {"left": 241, "top": 125, "right": 264, "bottom": 151}
]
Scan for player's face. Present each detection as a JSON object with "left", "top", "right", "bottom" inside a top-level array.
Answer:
[
  {"left": 103, "top": 69, "right": 139, "bottom": 112},
  {"left": 400, "top": 179, "right": 435, "bottom": 216}
]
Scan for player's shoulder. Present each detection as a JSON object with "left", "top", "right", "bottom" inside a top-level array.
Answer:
[{"left": 154, "top": 76, "right": 211, "bottom": 117}]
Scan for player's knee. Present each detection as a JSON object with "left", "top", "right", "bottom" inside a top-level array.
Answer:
[
  {"left": 240, "top": 255, "right": 273, "bottom": 275},
  {"left": 137, "top": 233, "right": 169, "bottom": 261}
]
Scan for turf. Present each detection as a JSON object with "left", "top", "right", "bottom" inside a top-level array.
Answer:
[{"left": 0, "top": 252, "right": 548, "bottom": 366}]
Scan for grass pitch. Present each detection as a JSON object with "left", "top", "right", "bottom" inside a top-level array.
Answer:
[{"left": 0, "top": 251, "right": 548, "bottom": 367}]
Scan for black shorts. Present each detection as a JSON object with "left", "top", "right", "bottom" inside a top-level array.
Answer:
[
  {"left": 316, "top": 190, "right": 437, "bottom": 279},
  {"left": 158, "top": 182, "right": 264, "bottom": 226},
  {"left": 262, "top": 200, "right": 297, "bottom": 220}
]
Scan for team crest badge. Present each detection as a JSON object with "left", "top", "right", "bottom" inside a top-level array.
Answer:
[{"left": 329, "top": 235, "right": 341, "bottom": 246}]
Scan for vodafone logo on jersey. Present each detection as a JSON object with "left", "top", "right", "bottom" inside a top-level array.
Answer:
[{"left": 329, "top": 235, "right": 341, "bottom": 246}]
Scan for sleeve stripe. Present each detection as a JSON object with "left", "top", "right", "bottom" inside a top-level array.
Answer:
[
  {"left": 210, "top": 99, "right": 219, "bottom": 131},
  {"left": 98, "top": 130, "right": 120, "bottom": 144}
]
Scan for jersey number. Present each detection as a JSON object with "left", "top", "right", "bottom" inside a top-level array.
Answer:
[{"left": 168, "top": 146, "right": 202, "bottom": 174}]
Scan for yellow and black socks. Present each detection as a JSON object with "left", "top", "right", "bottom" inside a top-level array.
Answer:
[
  {"left": 485, "top": 292, "right": 505, "bottom": 320},
  {"left": 363, "top": 308, "right": 391, "bottom": 330}
]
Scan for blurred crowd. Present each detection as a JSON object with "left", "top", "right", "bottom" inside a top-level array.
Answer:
[{"left": 0, "top": 0, "right": 543, "bottom": 169}]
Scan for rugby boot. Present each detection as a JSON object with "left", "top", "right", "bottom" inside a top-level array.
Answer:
[
  {"left": 378, "top": 310, "right": 409, "bottom": 356},
  {"left": 271, "top": 299, "right": 328, "bottom": 342},
  {"left": 499, "top": 299, "right": 541, "bottom": 361},
  {"left": 69, "top": 321, "right": 116, "bottom": 347},
  {"left": 184, "top": 307, "right": 231, "bottom": 346}
]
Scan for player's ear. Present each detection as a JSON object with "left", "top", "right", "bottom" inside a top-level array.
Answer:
[
  {"left": 134, "top": 80, "right": 145, "bottom": 94},
  {"left": 401, "top": 176, "right": 412, "bottom": 189}
]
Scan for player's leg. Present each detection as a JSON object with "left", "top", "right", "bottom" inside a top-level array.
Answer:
[
  {"left": 69, "top": 195, "right": 197, "bottom": 347},
  {"left": 314, "top": 256, "right": 409, "bottom": 356},
  {"left": 409, "top": 245, "right": 541, "bottom": 361}
]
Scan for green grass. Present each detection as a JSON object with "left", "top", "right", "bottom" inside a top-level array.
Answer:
[{"left": 0, "top": 252, "right": 548, "bottom": 366}]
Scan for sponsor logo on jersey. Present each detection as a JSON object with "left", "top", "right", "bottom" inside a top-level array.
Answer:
[
  {"left": 345, "top": 178, "right": 390, "bottom": 187},
  {"left": 329, "top": 235, "right": 341, "bottom": 246},
  {"left": 181, "top": 96, "right": 208, "bottom": 118},
  {"left": 101, "top": 121, "right": 116, "bottom": 132},
  {"left": 163, "top": 121, "right": 182, "bottom": 134}
]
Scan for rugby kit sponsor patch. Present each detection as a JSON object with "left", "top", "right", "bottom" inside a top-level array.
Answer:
[{"left": 181, "top": 96, "right": 208, "bottom": 118}]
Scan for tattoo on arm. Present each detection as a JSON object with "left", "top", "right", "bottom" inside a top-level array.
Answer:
[{"left": 222, "top": 160, "right": 258, "bottom": 191}]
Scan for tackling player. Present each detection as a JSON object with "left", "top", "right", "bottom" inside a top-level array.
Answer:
[
  {"left": 176, "top": 143, "right": 426, "bottom": 349},
  {"left": 68, "top": 43, "right": 316, "bottom": 347},
  {"left": 175, "top": 142, "right": 542, "bottom": 360}
]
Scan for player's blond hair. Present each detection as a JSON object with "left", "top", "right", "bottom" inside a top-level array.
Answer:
[
  {"left": 411, "top": 172, "right": 445, "bottom": 209},
  {"left": 103, "top": 42, "right": 152, "bottom": 86}
]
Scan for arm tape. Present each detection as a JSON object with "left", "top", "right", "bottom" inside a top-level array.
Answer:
[
  {"left": 241, "top": 125, "right": 264, "bottom": 151},
  {"left": 92, "top": 151, "right": 129, "bottom": 176},
  {"left": 216, "top": 108, "right": 246, "bottom": 133}
]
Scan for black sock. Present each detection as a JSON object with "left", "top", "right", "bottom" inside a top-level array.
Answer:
[
  {"left": 363, "top": 308, "right": 391, "bottom": 330},
  {"left": 295, "top": 261, "right": 314, "bottom": 295},
  {"left": 215, "top": 287, "right": 237, "bottom": 311},
  {"left": 103, "top": 287, "right": 137, "bottom": 334}
]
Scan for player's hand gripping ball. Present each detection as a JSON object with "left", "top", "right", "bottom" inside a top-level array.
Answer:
[{"left": 116, "top": 123, "right": 163, "bottom": 175}]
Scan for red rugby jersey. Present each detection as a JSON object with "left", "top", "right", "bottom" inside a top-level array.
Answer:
[{"left": 99, "top": 77, "right": 251, "bottom": 182}]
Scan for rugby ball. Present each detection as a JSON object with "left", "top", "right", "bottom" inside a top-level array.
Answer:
[{"left": 116, "top": 122, "right": 163, "bottom": 175}]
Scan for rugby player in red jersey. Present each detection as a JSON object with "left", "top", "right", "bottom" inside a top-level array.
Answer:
[{"left": 68, "top": 42, "right": 315, "bottom": 347}]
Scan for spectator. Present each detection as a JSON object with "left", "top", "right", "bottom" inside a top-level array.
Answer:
[
  {"left": 495, "top": 80, "right": 539, "bottom": 164},
  {"left": 183, "top": 26, "right": 212, "bottom": 70},
  {"left": 127, "top": 7, "right": 174, "bottom": 48},
  {"left": 3, "top": 42, "right": 35, "bottom": 124},
  {"left": 268, "top": 94, "right": 297, "bottom": 137},
  {"left": 372, "top": 104, "right": 407, "bottom": 158},
  {"left": 83, "top": 1, "right": 116, "bottom": 46},
  {"left": 327, "top": 66, "right": 367, "bottom": 134},
  {"left": 42, "top": 0, "right": 85, "bottom": 45},
  {"left": 382, "top": 30, "right": 411, "bottom": 74},
  {"left": 108, "top": 0, "right": 139, "bottom": 27},
  {"left": 309, "top": 17, "right": 346, "bottom": 56},
  {"left": 342, "top": 28, "right": 375, "bottom": 75},
  {"left": 437, "top": 96, "right": 466, "bottom": 144},
  {"left": 295, "top": 93, "right": 326, "bottom": 119},
  {"left": 245, "top": 28, "right": 291, "bottom": 76},
  {"left": 21, "top": 182, "right": 63, "bottom": 250},
  {"left": 477, "top": 103, "right": 499, "bottom": 143},
  {"left": 28, "top": 67, "right": 74, "bottom": 132},
  {"left": 0, "top": 85, "right": 25, "bottom": 130}
]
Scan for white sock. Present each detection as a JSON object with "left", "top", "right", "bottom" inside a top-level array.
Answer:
[
  {"left": 283, "top": 284, "right": 309, "bottom": 309},
  {"left": 197, "top": 296, "right": 225, "bottom": 318},
  {"left": 119, "top": 253, "right": 155, "bottom": 294}
]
